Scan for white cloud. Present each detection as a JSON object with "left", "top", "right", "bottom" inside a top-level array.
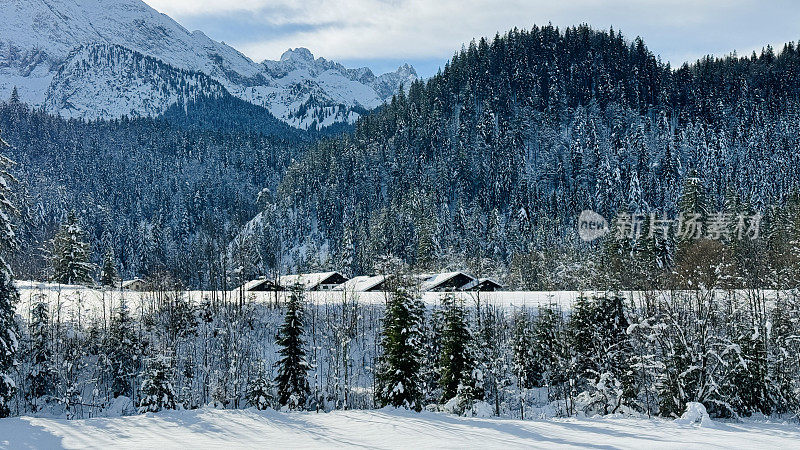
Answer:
[{"left": 143, "top": 0, "right": 800, "bottom": 67}]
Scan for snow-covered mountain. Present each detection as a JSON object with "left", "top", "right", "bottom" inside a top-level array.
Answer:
[
  {"left": 246, "top": 48, "right": 417, "bottom": 129},
  {"left": 45, "top": 44, "right": 228, "bottom": 120},
  {"left": 0, "top": 0, "right": 417, "bottom": 129}
]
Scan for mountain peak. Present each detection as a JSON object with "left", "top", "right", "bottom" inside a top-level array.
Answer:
[
  {"left": 395, "top": 63, "right": 417, "bottom": 77},
  {"left": 280, "top": 48, "right": 315, "bottom": 63}
]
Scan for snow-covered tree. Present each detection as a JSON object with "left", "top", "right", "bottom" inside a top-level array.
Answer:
[
  {"left": 8, "top": 87, "right": 19, "bottom": 104},
  {"left": 0, "top": 129, "right": 18, "bottom": 418},
  {"left": 569, "top": 294, "right": 636, "bottom": 415},
  {"left": 376, "top": 275, "right": 425, "bottom": 411},
  {"left": 511, "top": 309, "right": 534, "bottom": 394},
  {"left": 107, "top": 300, "right": 140, "bottom": 399},
  {"left": 51, "top": 211, "right": 94, "bottom": 285},
  {"left": 139, "top": 354, "right": 178, "bottom": 413},
  {"left": 274, "top": 289, "right": 310, "bottom": 410},
  {"left": 100, "top": 248, "right": 118, "bottom": 287},
  {"left": 27, "top": 300, "right": 56, "bottom": 409},
  {"left": 438, "top": 294, "right": 478, "bottom": 404},
  {"left": 247, "top": 363, "right": 274, "bottom": 410}
]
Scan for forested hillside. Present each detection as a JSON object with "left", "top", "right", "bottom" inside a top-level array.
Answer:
[
  {"left": 3, "top": 25, "right": 800, "bottom": 290},
  {"left": 0, "top": 100, "right": 303, "bottom": 287},
  {"left": 274, "top": 25, "right": 800, "bottom": 288}
]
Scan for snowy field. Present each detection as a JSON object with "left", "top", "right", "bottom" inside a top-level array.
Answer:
[
  {"left": 13, "top": 280, "right": 596, "bottom": 321},
  {"left": 14, "top": 280, "right": 787, "bottom": 322},
  {"left": 1, "top": 408, "right": 798, "bottom": 449}
]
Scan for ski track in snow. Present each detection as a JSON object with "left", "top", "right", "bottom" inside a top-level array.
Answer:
[{"left": 1, "top": 408, "right": 798, "bottom": 449}]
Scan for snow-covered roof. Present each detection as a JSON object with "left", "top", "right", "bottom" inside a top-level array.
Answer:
[
  {"left": 419, "top": 271, "right": 475, "bottom": 291},
  {"left": 335, "top": 275, "right": 386, "bottom": 292},
  {"left": 240, "top": 278, "right": 274, "bottom": 291},
  {"left": 278, "top": 272, "right": 347, "bottom": 290},
  {"left": 461, "top": 278, "right": 504, "bottom": 291},
  {"left": 121, "top": 278, "right": 145, "bottom": 288}
]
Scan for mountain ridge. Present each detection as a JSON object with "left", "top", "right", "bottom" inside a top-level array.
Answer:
[{"left": 0, "top": 0, "right": 417, "bottom": 129}]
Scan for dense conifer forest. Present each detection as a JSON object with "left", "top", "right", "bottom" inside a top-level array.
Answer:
[{"left": 277, "top": 25, "right": 800, "bottom": 289}]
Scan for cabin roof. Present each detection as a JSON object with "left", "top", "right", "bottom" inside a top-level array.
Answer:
[
  {"left": 335, "top": 275, "right": 385, "bottom": 292},
  {"left": 420, "top": 271, "right": 475, "bottom": 291},
  {"left": 240, "top": 278, "right": 279, "bottom": 291},
  {"left": 461, "top": 278, "right": 504, "bottom": 291},
  {"left": 121, "top": 278, "right": 145, "bottom": 288},
  {"left": 278, "top": 272, "right": 346, "bottom": 290}
]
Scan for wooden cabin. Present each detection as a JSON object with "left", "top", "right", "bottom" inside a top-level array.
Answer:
[
  {"left": 278, "top": 272, "right": 349, "bottom": 291},
  {"left": 121, "top": 278, "right": 148, "bottom": 291},
  {"left": 241, "top": 278, "right": 284, "bottom": 292},
  {"left": 461, "top": 278, "right": 504, "bottom": 292},
  {"left": 420, "top": 272, "right": 476, "bottom": 292}
]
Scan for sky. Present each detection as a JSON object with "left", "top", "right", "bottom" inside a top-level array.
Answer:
[{"left": 142, "top": 0, "right": 800, "bottom": 78}]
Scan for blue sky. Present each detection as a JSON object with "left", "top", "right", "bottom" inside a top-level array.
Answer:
[{"left": 143, "top": 0, "right": 800, "bottom": 78}]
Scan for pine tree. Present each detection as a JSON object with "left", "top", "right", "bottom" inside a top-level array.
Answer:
[
  {"left": 274, "top": 289, "right": 310, "bottom": 410},
  {"left": 768, "top": 295, "right": 800, "bottom": 414},
  {"left": 139, "top": 354, "right": 178, "bottom": 413},
  {"left": 511, "top": 308, "right": 535, "bottom": 419},
  {"left": 100, "top": 248, "right": 118, "bottom": 287},
  {"left": 438, "top": 294, "right": 477, "bottom": 404},
  {"left": 107, "top": 300, "right": 139, "bottom": 399},
  {"left": 591, "top": 293, "right": 637, "bottom": 413},
  {"left": 27, "top": 301, "right": 56, "bottom": 408},
  {"left": 9, "top": 87, "right": 19, "bottom": 104},
  {"left": 569, "top": 294, "right": 636, "bottom": 414},
  {"left": 0, "top": 129, "right": 19, "bottom": 418},
  {"left": 530, "top": 305, "right": 563, "bottom": 389},
  {"left": 677, "top": 170, "right": 708, "bottom": 235},
  {"left": 376, "top": 275, "right": 425, "bottom": 411},
  {"left": 51, "top": 211, "right": 94, "bottom": 285},
  {"left": 511, "top": 309, "right": 534, "bottom": 391},
  {"left": 247, "top": 363, "right": 274, "bottom": 410}
]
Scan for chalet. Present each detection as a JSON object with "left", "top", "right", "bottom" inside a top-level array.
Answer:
[
  {"left": 461, "top": 278, "right": 504, "bottom": 292},
  {"left": 420, "top": 272, "right": 475, "bottom": 292},
  {"left": 241, "top": 278, "right": 284, "bottom": 292},
  {"left": 334, "top": 275, "right": 386, "bottom": 292},
  {"left": 121, "top": 278, "right": 148, "bottom": 291},
  {"left": 278, "top": 272, "right": 349, "bottom": 291}
]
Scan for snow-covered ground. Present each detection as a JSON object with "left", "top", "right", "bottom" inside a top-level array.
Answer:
[
  {"left": 12, "top": 280, "right": 604, "bottom": 323},
  {"left": 15, "top": 280, "right": 789, "bottom": 322},
  {"left": 1, "top": 408, "right": 798, "bottom": 449}
]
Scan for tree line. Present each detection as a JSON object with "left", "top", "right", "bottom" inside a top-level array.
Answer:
[{"left": 3, "top": 273, "right": 798, "bottom": 420}]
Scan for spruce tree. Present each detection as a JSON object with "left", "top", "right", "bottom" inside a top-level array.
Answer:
[
  {"left": 438, "top": 294, "right": 477, "bottom": 404},
  {"left": 274, "top": 289, "right": 310, "bottom": 409},
  {"left": 376, "top": 275, "right": 425, "bottom": 411},
  {"left": 139, "top": 354, "right": 178, "bottom": 413},
  {"left": 107, "top": 300, "right": 139, "bottom": 399},
  {"left": 529, "top": 305, "right": 564, "bottom": 389},
  {"left": 768, "top": 295, "right": 800, "bottom": 414},
  {"left": 592, "top": 294, "right": 636, "bottom": 413},
  {"left": 27, "top": 301, "right": 56, "bottom": 408},
  {"left": 100, "top": 248, "right": 118, "bottom": 287},
  {"left": 511, "top": 308, "right": 536, "bottom": 419},
  {"left": 51, "top": 211, "right": 94, "bottom": 285},
  {"left": 678, "top": 170, "right": 708, "bottom": 220},
  {"left": 569, "top": 294, "right": 636, "bottom": 414},
  {"left": 247, "top": 363, "right": 274, "bottom": 410},
  {"left": 511, "top": 309, "right": 534, "bottom": 391},
  {"left": 0, "top": 129, "right": 18, "bottom": 418}
]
